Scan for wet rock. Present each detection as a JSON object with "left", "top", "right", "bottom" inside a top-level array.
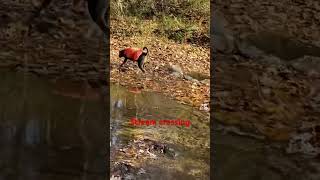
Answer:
[
  {"left": 168, "top": 63, "right": 183, "bottom": 75},
  {"left": 184, "top": 75, "right": 193, "bottom": 81}
]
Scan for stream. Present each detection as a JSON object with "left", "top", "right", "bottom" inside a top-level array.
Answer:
[
  {"left": 1, "top": 69, "right": 319, "bottom": 180},
  {"left": 110, "top": 85, "right": 210, "bottom": 179}
]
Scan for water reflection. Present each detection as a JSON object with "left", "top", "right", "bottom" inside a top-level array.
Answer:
[
  {"left": 0, "top": 70, "right": 106, "bottom": 180},
  {"left": 110, "top": 85, "right": 210, "bottom": 179}
]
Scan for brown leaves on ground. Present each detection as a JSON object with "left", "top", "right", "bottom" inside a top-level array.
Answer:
[{"left": 111, "top": 18, "right": 210, "bottom": 110}]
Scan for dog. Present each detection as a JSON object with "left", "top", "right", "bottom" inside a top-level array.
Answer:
[{"left": 119, "top": 47, "right": 149, "bottom": 73}]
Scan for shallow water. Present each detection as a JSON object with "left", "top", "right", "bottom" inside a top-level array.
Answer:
[
  {"left": 111, "top": 84, "right": 320, "bottom": 180},
  {"left": 2, "top": 69, "right": 318, "bottom": 180},
  {"left": 110, "top": 85, "right": 210, "bottom": 179}
]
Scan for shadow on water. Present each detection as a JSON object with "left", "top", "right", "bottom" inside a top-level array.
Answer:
[{"left": 0, "top": 70, "right": 106, "bottom": 180}]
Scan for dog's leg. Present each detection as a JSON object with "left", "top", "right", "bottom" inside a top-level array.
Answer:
[
  {"left": 120, "top": 58, "right": 128, "bottom": 68},
  {"left": 138, "top": 58, "right": 145, "bottom": 73}
]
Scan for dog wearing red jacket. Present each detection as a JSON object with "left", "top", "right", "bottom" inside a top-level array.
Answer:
[{"left": 119, "top": 47, "right": 148, "bottom": 73}]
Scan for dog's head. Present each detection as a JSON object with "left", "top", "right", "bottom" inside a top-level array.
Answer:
[{"left": 142, "top": 47, "right": 148, "bottom": 55}]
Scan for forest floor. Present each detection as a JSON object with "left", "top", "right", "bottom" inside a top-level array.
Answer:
[
  {"left": 110, "top": 17, "right": 210, "bottom": 112},
  {"left": 0, "top": 1, "right": 210, "bottom": 113}
]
